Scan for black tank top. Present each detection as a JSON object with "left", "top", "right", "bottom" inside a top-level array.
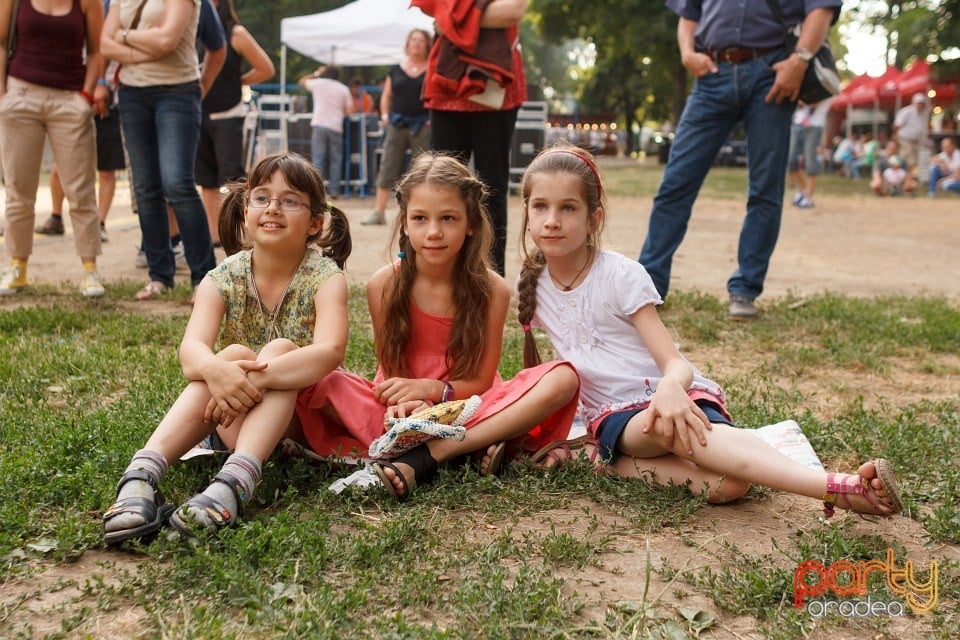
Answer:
[
  {"left": 9, "top": 0, "right": 86, "bottom": 90},
  {"left": 387, "top": 65, "right": 427, "bottom": 118},
  {"left": 203, "top": 26, "right": 244, "bottom": 114}
]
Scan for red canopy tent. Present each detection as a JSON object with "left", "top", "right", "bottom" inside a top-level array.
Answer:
[
  {"left": 882, "top": 60, "right": 957, "bottom": 106},
  {"left": 831, "top": 66, "right": 901, "bottom": 111}
]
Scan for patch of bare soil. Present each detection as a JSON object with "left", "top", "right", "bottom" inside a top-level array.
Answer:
[{"left": 0, "top": 552, "right": 147, "bottom": 638}]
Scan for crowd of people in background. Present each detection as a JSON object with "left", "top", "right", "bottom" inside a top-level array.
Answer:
[{"left": 805, "top": 92, "right": 959, "bottom": 200}]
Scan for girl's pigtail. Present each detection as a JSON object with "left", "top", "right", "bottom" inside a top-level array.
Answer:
[
  {"left": 218, "top": 181, "right": 248, "bottom": 256},
  {"left": 319, "top": 203, "right": 352, "bottom": 270},
  {"left": 517, "top": 250, "right": 547, "bottom": 369}
]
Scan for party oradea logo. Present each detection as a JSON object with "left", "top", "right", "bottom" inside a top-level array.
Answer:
[{"left": 793, "top": 548, "right": 938, "bottom": 617}]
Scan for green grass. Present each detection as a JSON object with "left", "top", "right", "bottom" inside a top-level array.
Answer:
[
  {"left": 0, "top": 288, "right": 958, "bottom": 638},
  {"left": 598, "top": 158, "right": 873, "bottom": 200}
]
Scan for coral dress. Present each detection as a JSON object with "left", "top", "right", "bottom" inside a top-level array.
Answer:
[{"left": 296, "top": 304, "right": 578, "bottom": 458}]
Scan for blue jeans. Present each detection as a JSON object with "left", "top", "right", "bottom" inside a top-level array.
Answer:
[
  {"left": 928, "top": 164, "right": 960, "bottom": 194},
  {"left": 119, "top": 82, "right": 215, "bottom": 288},
  {"left": 639, "top": 51, "right": 796, "bottom": 300},
  {"left": 311, "top": 126, "right": 343, "bottom": 196}
]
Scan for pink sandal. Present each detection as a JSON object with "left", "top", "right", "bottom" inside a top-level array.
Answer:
[
  {"left": 822, "top": 458, "right": 903, "bottom": 518},
  {"left": 135, "top": 281, "right": 168, "bottom": 301}
]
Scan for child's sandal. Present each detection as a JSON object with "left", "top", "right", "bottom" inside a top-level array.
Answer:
[
  {"left": 530, "top": 435, "right": 604, "bottom": 471},
  {"left": 372, "top": 445, "right": 439, "bottom": 502},
  {"left": 822, "top": 458, "right": 903, "bottom": 519},
  {"left": 478, "top": 441, "right": 507, "bottom": 477},
  {"left": 168, "top": 472, "right": 246, "bottom": 537},
  {"left": 103, "top": 469, "right": 175, "bottom": 545}
]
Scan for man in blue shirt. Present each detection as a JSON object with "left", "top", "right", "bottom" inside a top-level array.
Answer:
[{"left": 638, "top": 0, "right": 841, "bottom": 319}]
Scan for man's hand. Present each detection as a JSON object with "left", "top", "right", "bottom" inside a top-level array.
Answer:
[{"left": 766, "top": 53, "right": 807, "bottom": 104}]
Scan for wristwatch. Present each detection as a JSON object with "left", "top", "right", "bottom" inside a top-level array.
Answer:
[{"left": 795, "top": 48, "right": 815, "bottom": 63}]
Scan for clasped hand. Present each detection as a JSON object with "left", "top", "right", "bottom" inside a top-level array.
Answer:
[
  {"left": 374, "top": 377, "right": 436, "bottom": 421},
  {"left": 638, "top": 384, "right": 713, "bottom": 456},
  {"left": 203, "top": 359, "right": 268, "bottom": 427}
]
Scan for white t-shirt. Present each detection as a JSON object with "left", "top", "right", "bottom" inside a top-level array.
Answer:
[
  {"left": 529, "top": 250, "right": 726, "bottom": 425},
  {"left": 808, "top": 98, "right": 833, "bottom": 128},
  {"left": 932, "top": 148, "right": 960, "bottom": 172},
  {"left": 894, "top": 105, "right": 928, "bottom": 143},
  {"left": 303, "top": 78, "right": 353, "bottom": 132}
]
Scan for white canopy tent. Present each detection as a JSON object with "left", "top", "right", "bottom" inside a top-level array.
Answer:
[
  {"left": 271, "top": 0, "right": 435, "bottom": 152},
  {"left": 280, "top": 0, "right": 434, "bottom": 69}
]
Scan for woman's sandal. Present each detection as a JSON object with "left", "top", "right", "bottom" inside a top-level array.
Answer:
[
  {"left": 134, "top": 281, "right": 168, "bottom": 301},
  {"left": 168, "top": 472, "right": 246, "bottom": 537},
  {"left": 822, "top": 458, "right": 904, "bottom": 518},
  {"left": 372, "top": 445, "right": 439, "bottom": 502},
  {"left": 103, "top": 469, "right": 175, "bottom": 545}
]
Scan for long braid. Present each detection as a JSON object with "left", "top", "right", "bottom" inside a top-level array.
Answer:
[{"left": 517, "top": 250, "right": 547, "bottom": 368}]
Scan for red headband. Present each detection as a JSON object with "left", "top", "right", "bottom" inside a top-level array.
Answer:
[{"left": 539, "top": 149, "right": 603, "bottom": 200}]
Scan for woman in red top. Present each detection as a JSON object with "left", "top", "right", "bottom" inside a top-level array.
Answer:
[{"left": 0, "top": 0, "right": 106, "bottom": 297}]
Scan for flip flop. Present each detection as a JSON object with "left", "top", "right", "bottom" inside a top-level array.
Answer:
[
  {"left": 478, "top": 441, "right": 507, "bottom": 477},
  {"left": 103, "top": 470, "right": 175, "bottom": 545},
  {"left": 134, "top": 281, "right": 168, "bottom": 301},
  {"left": 530, "top": 435, "right": 591, "bottom": 468}
]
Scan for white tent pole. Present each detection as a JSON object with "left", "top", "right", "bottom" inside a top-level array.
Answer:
[{"left": 280, "top": 45, "right": 288, "bottom": 152}]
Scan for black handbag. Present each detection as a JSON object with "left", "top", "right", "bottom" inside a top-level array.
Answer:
[{"left": 764, "top": 0, "right": 841, "bottom": 104}]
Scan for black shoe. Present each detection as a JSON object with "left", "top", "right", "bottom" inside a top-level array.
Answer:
[{"left": 36, "top": 215, "right": 65, "bottom": 235}]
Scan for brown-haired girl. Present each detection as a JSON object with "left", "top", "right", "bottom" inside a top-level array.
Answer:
[
  {"left": 103, "top": 153, "right": 351, "bottom": 541},
  {"left": 516, "top": 142, "right": 903, "bottom": 518},
  {"left": 294, "top": 152, "right": 579, "bottom": 500}
]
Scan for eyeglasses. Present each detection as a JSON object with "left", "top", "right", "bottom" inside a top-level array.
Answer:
[{"left": 247, "top": 194, "right": 308, "bottom": 211}]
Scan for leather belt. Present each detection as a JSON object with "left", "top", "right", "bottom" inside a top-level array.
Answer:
[{"left": 702, "top": 46, "right": 778, "bottom": 64}]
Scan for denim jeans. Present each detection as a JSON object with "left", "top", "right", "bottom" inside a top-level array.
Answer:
[
  {"left": 311, "top": 126, "right": 343, "bottom": 196},
  {"left": 928, "top": 164, "right": 960, "bottom": 194},
  {"left": 639, "top": 51, "right": 796, "bottom": 300},
  {"left": 119, "top": 82, "right": 215, "bottom": 288}
]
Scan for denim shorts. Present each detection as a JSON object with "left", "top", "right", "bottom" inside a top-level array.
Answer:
[{"left": 595, "top": 400, "right": 734, "bottom": 463}]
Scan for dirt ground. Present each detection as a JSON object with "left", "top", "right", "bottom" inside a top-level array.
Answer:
[
  {"left": 3, "top": 160, "right": 960, "bottom": 302},
  {"left": 2, "top": 163, "right": 959, "bottom": 639}
]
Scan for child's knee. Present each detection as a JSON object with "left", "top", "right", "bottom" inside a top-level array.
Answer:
[
  {"left": 220, "top": 343, "right": 257, "bottom": 361},
  {"left": 552, "top": 364, "right": 580, "bottom": 396},
  {"left": 259, "top": 338, "right": 298, "bottom": 359}
]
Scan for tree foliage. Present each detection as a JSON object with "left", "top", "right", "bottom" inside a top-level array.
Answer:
[{"left": 532, "top": 0, "right": 683, "bottom": 148}]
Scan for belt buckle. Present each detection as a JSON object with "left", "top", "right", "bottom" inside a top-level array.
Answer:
[{"left": 721, "top": 48, "right": 738, "bottom": 63}]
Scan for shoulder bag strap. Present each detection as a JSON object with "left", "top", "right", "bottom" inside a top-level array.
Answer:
[
  {"left": 761, "top": 0, "right": 791, "bottom": 41},
  {"left": 7, "top": 0, "right": 21, "bottom": 61},
  {"left": 129, "top": 0, "right": 148, "bottom": 30}
]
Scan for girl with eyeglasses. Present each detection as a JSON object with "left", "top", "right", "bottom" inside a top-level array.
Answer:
[{"left": 103, "top": 153, "right": 352, "bottom": 542}]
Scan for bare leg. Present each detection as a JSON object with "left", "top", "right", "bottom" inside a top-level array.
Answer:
[
  {"left": 50, "top": 164, "right": 65, "bottom": 214},
  {"left": 201, "top": 186, "right": 222, "bottom": 244},
  {"left": 379, "top": 365, "right": 580, "bottom": 494},
  {"left": 618, "top": 416, "right": 897, "bottom": 513},
  {"left": 374, "top": 187, "right": 390, "bottom": 215},
  {"left": 98, "top": 170, "right": 116, "bottom": 224}
]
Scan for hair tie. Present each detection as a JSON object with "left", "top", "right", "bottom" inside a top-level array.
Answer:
[
  {"left": 397, "top": 251, "right": 406, "bottom": 259},
  {"left": 325, "top": 201, "right": 333, "bottom": 212},
  {"left": 521, "top": 324, "right": 531, "bottom": 332},
  {"left": 540, "top": 149, "right": 603, "bottom": 200}
]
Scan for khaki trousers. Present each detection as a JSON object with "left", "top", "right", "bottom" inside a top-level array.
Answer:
[{"left": 0, "top": 76, "right": 101, "bottom": 260}]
